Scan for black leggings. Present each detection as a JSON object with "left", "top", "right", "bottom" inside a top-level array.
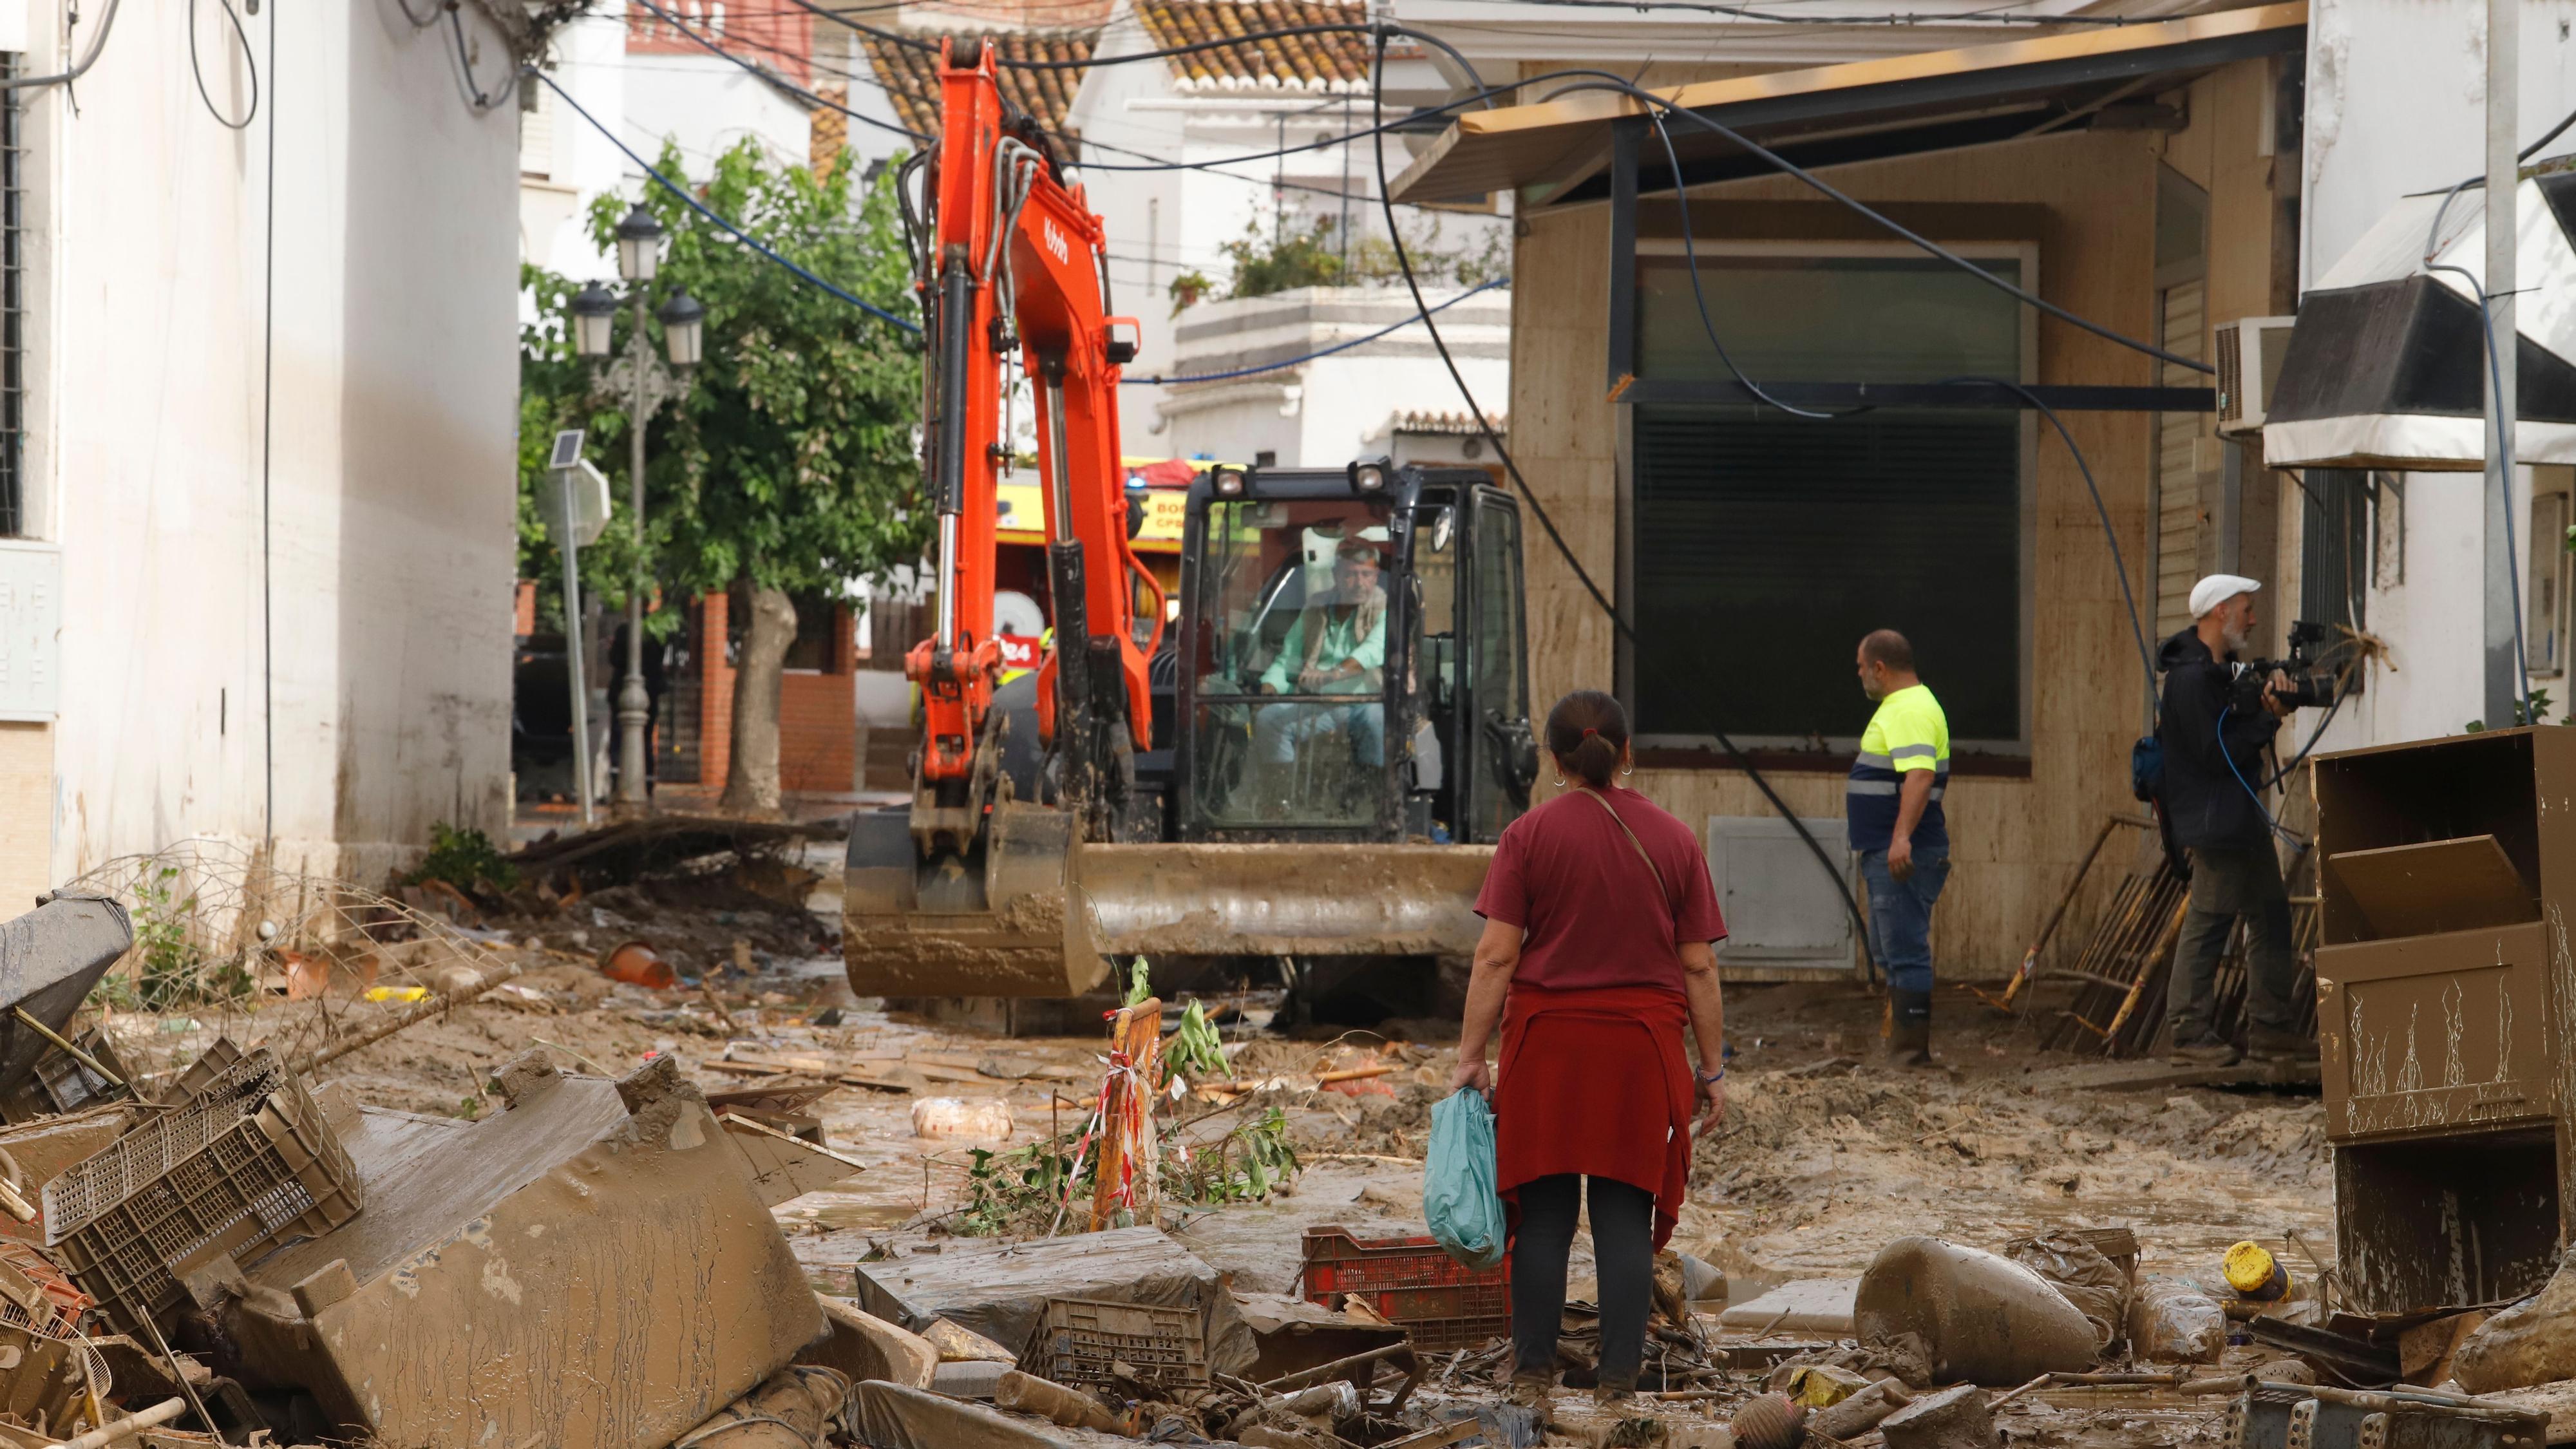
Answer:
[{"left": 1510, "top": 1173, "right": 1655, "bottom": 1385}]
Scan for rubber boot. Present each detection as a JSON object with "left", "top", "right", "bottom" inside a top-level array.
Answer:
[
  {"left": 2246, "top": 1025, "right": 2319, "bottom": 1063},
  {"left": 1888, "top": 989, "right": 1933, "bottom": 1067}
]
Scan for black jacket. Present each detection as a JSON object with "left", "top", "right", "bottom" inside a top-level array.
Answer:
[{"left": 2156, "top": 628, "right": 2280, "bottom": 851}]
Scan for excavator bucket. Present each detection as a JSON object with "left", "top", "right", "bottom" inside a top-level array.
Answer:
[
  {"left": 1080, "top": 844, "right": 1495, "bottom": 960},
  {"left": 843, "top": 803, "right": 1110, "bottom": 998},
  {"left": 846, "top": 829, "right": 1497, "bottom": 1000}
]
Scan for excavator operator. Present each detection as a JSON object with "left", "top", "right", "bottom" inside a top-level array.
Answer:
[{"left": 1253, "top": 537, "right": 1389, "bottom": 791}]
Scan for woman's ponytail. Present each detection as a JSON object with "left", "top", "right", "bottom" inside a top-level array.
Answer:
[{"left": 1544, "top": 690, "right": 1630, "bottom": 790}]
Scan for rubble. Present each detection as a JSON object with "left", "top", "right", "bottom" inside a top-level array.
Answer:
[
  {"left": 2452, "top": 1262, "right": 2576, "bottom": 1394},
  {"left": 0, "top": 858, "right": 2521, "bottom": 1449},
  {"left": 1854, "top": 1238, "right": 2099, "bottom": 1386},
  {"left": 853, "top": 1226, "right": 1260, "bottom": 1377},
  {"left": 802, "top": 1294, "right": 939, "bottom": 1388}
]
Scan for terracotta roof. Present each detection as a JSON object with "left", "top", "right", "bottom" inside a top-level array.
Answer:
[
  {"left": 1135, "top": 0, "right": 1370, "bottom": 90},
  {"left": 858, "top": 29, "right": 1099, "bottom": 135}
]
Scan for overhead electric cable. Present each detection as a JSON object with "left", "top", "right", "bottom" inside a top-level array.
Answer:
[
  {"left": 1362, "top": 32, "right": 1884, "bottom": 983},
  {"left": 529, "top": 69, "right": 924, "bottom": 336},
  {"left": 1124, "top": 278, "right": 1505, "bottom": 384},
  {"left": 3, "top": 0, "right": 122, "bottom": 91},
  {"left": 188, "top": 0, "right": 258, "bottom": 129}
]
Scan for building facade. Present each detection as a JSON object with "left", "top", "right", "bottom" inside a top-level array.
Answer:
[
  {"left": 17, "top": 0, "right": 526, "bottom": 899},
  {"left": 1394, "top": 5, "right": 2307, "bottom": 980}
]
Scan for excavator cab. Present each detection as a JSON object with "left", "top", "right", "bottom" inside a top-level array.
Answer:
[{"left": 1168, "top": 461, "right": 1537, "bottom": 846}]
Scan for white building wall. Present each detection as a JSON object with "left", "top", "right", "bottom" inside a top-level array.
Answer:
[
  {"left": 2302, "top": 0, "right": 2576, "bottom": 748},
  {"left": 24, "top": 0, "right": 522, "bottom": 892},
  {"left": 1068, "top": 5, "right": 1508, "bottom": 453},
  {"left": 524, "top": 12, "right": 631, "bottom": 282},
  {"left": 625, "top": 51, "right": 812, "bottom": 176},
  {"left": 1151, "top": 286, "right": 1507, "bottom": 467}
]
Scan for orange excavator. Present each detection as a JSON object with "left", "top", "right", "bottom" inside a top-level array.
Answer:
[{"left": 846, "top": 42, "right": 1537, "bottom": 1010}]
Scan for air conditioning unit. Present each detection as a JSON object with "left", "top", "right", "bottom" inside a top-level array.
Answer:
[{"left": 2214, "top": 315, "right": 2297, "bottom": 437}]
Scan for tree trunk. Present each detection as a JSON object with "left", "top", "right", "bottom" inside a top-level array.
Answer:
[{"left": 722, "top": 584, "right": 797, "bottom": 817}]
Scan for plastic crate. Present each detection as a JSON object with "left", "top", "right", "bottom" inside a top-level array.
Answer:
[
  {"left": 44, "top": 1048, "right": 360, "bottom": 1335},
  {"left": 1299, "top": 1226, "right": 1509, "bottom": 1352},
  {"left": 1020, "top": 1296, "right": 1209, "bottom": 1392}
]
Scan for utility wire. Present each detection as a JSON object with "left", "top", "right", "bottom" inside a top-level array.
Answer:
[
  {"left": 449, "top": 5, "right": 519, "bottom": 111},
  {"left": 4, "top": 0, "right": 121, "bottom": 91},
  {"left": 632, "top": 0, "right": 930, "bottom": 141},
  {"left": 1365, "top": 32, "right": 1884, "bottom": 983},
  {"left": 1945, "top": 375, "right": 2156, "bottom": 734},
  {"left": 1537, "top": 71, "right": 2211, "bottom": 375},
  {"left": 188, "top": 0, "right": 258, "bottom": 129},
  {"left": 641, "top": 3, "right": 1507, "bottom": 213},
  {"left": 528, "top": 68, "right": 923, "bottom": 336},
  {"left": 796, "top": 13, "right": 2210, "bottom": 377},
  {"left": 261, "top": 0, "right": 278, "bottom": 846},
  {"left": 1646, "top": 108, "right": 1838, "bottom": 419},
  {"left": 1124, "top": 278, "right": 1505, "bottom": 384}
]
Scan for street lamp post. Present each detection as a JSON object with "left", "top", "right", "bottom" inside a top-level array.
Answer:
[{"left": 572, "top": 202, "right": 703, "bottom": 816}]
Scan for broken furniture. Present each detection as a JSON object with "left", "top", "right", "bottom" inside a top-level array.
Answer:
[
  {"left": 43, "top": 1046, "right": 359, "bottom": 1336},
  {"left": 2313, "top": 728, "right": 2576, "bottom": 1312},
  {"left": 2222, "top": 1381, "right": 2544, "bottom": 1449},
  {"left": 213, "top": 1052, "right": 820, "bottom": 1449},
  {"left": 0, "top": 896, "right": 135, "bottom": 1124},
  {"left": 853, "top": 1225, "right": 1258, "bottom": 1377},
  {"left": 1019, "top": 1297, "right": 1209, "bottom": 1394}
]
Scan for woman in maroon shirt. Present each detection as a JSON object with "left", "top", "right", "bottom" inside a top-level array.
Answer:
[{"left": 1450, "top": 689, "right": 1729, "bottom": 1404}]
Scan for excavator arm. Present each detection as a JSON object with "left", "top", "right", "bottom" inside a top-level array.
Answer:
[
  {"left": 910, "top": 39, "right": 1156, "bottom": 838},
  {"left": 851, "top": 40, "right": 1159, "bottom": 996}
]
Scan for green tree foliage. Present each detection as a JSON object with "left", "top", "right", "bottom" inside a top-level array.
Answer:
[
  {"left": 1173, "top": 211, "right": 1508, "bottom": 312},
  {"left": 518, "top": 141, "right": 924, "bottom": 630}
]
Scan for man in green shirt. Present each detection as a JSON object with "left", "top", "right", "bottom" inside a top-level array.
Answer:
[{"left": 1253, "top": 538, "right": 1388, "bottom": 777}]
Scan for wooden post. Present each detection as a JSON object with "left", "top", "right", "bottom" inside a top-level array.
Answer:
[{"left": 1090, "top": 996, "right": 1163, "bottom": 1230}]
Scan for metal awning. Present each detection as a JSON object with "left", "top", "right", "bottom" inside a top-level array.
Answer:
[
  {"left": 2264, "top": 174, "right": 2576, "bottom": 469},
  {"left": 1391, "top": 2, "right": 2308, "bottom": 207}
]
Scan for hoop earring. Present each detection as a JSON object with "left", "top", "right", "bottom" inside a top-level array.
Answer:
[
  {"left": 1620, "top": 764, "right": 1634, "bottom": 778},
  {"left": 1551, "top": 774, "right": 1567, "bottom": 788}
]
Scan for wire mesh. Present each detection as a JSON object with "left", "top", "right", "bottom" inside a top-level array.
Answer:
[{"left": 57, "top": 837, "right": 516, "bottom": 1083}]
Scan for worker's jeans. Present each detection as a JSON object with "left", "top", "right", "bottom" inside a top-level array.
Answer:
[
  {"left": 1859, "top": 844, "right": 1951, "bottom": 996},
  {"left": 1252, "top": 699, "right": 1385, "bottom": 767},
  {"left": 2167, "top": 845, "right": 2298, "bottom": 1042},
  {"left": 1512, "top": 1175, "right": 1654, "bottom": 1387}
]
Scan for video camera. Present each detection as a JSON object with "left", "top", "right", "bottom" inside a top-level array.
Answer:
[{"left": 2228, "top": 620, "right": 2344, "bottom": 715}]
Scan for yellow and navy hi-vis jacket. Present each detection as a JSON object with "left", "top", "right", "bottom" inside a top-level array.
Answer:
[{"left": 1847, "top": 683, "right": 1950, "bottom": 852}]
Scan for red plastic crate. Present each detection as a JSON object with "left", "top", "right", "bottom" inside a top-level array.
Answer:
[{"left": 1298, "top": 1225, "right": 1509, "bottom": 1352}]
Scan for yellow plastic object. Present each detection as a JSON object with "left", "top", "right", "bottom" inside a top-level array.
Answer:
[
  {"left": 1785, "top": 1364, "right": 1868, "bottom": 1409},
  {"left": 2224, "top": 1240, "right": 2290, "bottom": 1300},
  {"left": 363, "top": 986, "right": 430, "bottom": 1004}
]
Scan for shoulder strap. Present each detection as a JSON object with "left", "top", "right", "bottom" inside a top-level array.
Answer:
[{"left": 1578, "top": 788, "right": 1674, "bottom": 917}]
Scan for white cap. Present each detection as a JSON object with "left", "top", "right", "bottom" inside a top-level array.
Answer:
[{"left": 2190, "top": 573, "right": 2262, "bottom": 620}]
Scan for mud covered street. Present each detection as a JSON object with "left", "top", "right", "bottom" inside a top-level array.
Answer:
[{"left": 97, "top": 868, "right": 2352, "bottom": 1449}]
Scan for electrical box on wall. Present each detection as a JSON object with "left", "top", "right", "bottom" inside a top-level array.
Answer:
[
  {"left": 0, "top": 544, "right": 60, "bottom": 723},
  {"left": 1705, "top": 815, "right": 1856, "bottom": 974},
  {"left": 2215, "top": 316, "right": 2297, "bottom": 437}
]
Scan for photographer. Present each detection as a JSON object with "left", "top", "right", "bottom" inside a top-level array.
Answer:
[{"left": 2154, "top": 574, "right": 2311, "bottom": 1067}]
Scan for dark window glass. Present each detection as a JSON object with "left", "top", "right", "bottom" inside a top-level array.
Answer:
[
  {"left": 2301, "top": 469, "right": 2369, "bottom": 643},
  {"left": 1631, "top": 406, "right": 2023, "bottom": 746}
]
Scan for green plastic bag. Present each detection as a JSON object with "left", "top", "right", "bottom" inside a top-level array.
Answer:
[{"left": 1423, "top": 1088, "right": 1507, "bottom": 1270}]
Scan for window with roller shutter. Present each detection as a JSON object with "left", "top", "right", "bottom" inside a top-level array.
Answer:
[{"left": 1621, "top": 243, "right": 2032, "bottom": 753}]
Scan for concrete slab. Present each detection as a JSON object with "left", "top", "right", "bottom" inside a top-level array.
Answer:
[{"left": 1718, "top": 1279, "right": 1859, "bottom": 1336}]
